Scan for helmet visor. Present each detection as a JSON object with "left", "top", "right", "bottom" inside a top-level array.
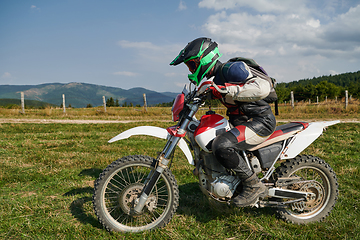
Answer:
[{"left": 185, "top": 58, "right": 200, "bottom": 74}]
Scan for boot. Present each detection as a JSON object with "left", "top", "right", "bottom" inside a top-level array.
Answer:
[{"left": 233, "top": 173, "right": 267, "bottom": 207}]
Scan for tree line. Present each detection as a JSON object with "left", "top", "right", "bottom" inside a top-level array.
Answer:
[{"left": 275, "top": 70, "right": 360, "bottom": 103}]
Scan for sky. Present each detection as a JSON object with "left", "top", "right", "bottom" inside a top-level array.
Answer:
[{"left": 1, "top": 0, "right": 360, "bottom": 93}]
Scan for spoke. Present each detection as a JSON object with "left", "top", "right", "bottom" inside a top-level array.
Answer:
[
  {"left": 153, "top": 208, "right": 164, "bottom": 216},
  {"left": 108, "top": 181, "right": 124, "bottom": 191},
  {"left": 106, "top": 196, "right": 121, "bottom": 199},
  {"left": 137, "top": 171, "right": 148, "bottom": 183},
  {"left": 149, "top": 209, "right": 160, "bottom": 220},
  {"left": 130, "top": 167, "right": 139, "bottom": 183},
  {"left": 157, "top": 196, "right": 168, "bottom": 202},
  {"left": 156, "top": 194, "right": 169, "bottom": 198},
  {"left": 124, "top": 167, "right": 133, "bottom": 184},
  {"left": 109, "top": 176, "right": 127, "bottom": 189},
  {"left": 107, "top": 204, "right": 120, "bottom": 214},
  {"left": 105, "top": 186, "right": 121, "bottom": 195},
  {"left": 117, "top": 168, "right": 131, "bottom": 185}
]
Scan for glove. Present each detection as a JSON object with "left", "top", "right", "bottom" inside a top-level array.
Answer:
[{"left": 209, "top": 85, "right": 228, "bottom": 99}]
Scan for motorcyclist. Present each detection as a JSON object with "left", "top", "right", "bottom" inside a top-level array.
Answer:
[{"left": 170, "top": 37, "right": 276, "bottom": 207}]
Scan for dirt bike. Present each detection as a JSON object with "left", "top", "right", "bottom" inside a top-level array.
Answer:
[{"left": 92, "top": 83, "right": 339, "bottom": 232}]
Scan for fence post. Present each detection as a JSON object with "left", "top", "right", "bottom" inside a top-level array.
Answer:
[
  {"left": 345, "top": 90, "right": 348, "bottom": 109},
  {"left": 62, "top": 94, "right": 66, "bottom": 113},
  {"left": 291, "top": 91, "right": 294, "bottom": 109},
  {"left": 21, "top": 92, "right": 25, "bottom": 114},
  {"left": 317, "top": 96, "right": 319, "bottom": 105},
  {"left": 143, "top": 93, "right": 147, "bottom": 112},
  {"left": 103, "top": 96, "right": 106, "bottom": 113},
  {"left": 309, "top": 99, "right": 311, "bottom": 105}
]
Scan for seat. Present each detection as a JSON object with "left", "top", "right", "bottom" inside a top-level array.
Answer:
[{"left": 249, "top": 122, "right": 309, "bottom": 151}]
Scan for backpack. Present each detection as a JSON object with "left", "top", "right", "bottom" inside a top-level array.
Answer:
[{"left": 220, "top": 57, "right": 279, "bottom": 115}]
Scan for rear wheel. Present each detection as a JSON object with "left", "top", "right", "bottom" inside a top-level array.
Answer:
[
  {"left": 275, "top": 155, "right": 338, "bottom": 224},
  {"left": 93, "top": 155, "right": 179, "bottom": 232}
]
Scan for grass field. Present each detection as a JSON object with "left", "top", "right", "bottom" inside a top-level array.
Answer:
[
  {"left": 1, "top": 103, "right": 359, "bottom": 239},
  {"left": 0, "top": 117, "right": 359, "bottom": 239}
]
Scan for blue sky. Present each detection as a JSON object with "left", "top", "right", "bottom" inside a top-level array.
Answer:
[{"left": 1, "top": 0, "right": 360, "bottom": 92}]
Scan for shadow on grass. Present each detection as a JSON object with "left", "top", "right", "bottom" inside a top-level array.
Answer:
[
  {"left": 65, "top": 168, "right": 275, "bottom": 229},
  {"left": 177, "top": 182, "right": 277, "bottom": 223},
  {"left": 63, "top": 168, "right": 104, "bottom": 230}
]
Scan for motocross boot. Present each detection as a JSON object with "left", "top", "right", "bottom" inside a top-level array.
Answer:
[{"left": 233, "top": 173, "right": 267, "bottom": 207}]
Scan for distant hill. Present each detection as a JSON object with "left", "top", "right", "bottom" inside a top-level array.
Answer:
[{"left": 0, "top": 83, "right": 178, "bottom": 108}]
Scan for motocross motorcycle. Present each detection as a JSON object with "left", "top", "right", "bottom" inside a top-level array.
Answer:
[{"left": 93, "top": 83, "right": 339, "bottom": 233}]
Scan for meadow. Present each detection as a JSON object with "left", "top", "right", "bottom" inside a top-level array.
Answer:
[
  {"left": 0, "top": 104, "right": 359, "bottom": 239},
  {"left": 0, "top": 99, "right": 359, "bottom": 122}
]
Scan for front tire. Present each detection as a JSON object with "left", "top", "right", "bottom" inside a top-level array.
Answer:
[
  {"left": 275, "top": 155, "right": 338, "bottom": 224},
  {"left": 93, "top": 155, "right": 179, "bottom": 232}
]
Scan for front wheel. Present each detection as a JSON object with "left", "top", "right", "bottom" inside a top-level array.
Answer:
[
  {"left": 93, "top": 155, "right": 179, "bottom": 232},
  {"left": 275, "top": 155, "right": 338, "bottom": 224}
]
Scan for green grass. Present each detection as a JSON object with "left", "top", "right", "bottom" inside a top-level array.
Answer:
[{"left": 0, "top": 122, "right": 359, "bottom": 239}]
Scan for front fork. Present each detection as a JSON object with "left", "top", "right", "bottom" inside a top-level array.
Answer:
[
  {"left": 133, "top": 102, "right": 199, "bottom": 214},
  {"left": 133, "top": 135, "right": 180, "bottom": 213}
]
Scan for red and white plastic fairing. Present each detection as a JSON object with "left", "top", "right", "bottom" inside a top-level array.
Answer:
[
  {"left": 171, "top": 93, "right": 185, "bottom": 122},
  {"left": 194, "top": 114, "right": 231, "bottom": 152}
]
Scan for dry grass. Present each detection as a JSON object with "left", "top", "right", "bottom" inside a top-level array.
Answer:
[{"left": 1, "top": 100, "right": 358, "bottom": 122}]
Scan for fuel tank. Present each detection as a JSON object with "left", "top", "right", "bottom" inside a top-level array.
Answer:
[{"left": 194, "top": 114, "right": 231, "bottom": 152}]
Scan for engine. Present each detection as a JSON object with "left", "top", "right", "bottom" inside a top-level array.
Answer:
[
  {"left": 195, "top": 151, "right": 241, "bottom": 200},
  {"left": 211, "top": 175, "right": 241, "bottom": 198}
]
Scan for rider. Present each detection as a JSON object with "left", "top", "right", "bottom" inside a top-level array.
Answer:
[{"left": 170, "top": 37, "right": 276, "bottom": 207}]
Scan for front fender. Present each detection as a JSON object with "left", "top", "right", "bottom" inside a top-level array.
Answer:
[{"left": 108, "top": 126, "right": 194, "bottom": 165}]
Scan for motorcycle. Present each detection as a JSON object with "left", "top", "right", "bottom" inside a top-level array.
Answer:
[{"left": 92, "top": 82, "right": 339, "bottom": 232}]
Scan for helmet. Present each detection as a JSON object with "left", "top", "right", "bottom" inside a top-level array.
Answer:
[{"left": 170, "top": 37, "right": 222, "bottom": 85}]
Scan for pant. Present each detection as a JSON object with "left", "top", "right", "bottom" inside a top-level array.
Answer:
[{"left": 211, "top": 114, "right": 276, "bottom": 179}]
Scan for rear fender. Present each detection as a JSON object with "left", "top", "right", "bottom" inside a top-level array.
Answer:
[
  {"left": 281, "top": 120, "right": 340, "bottom": 159},
  {"left": 108, "top": 126, "right": 194, "bottom": 165}
]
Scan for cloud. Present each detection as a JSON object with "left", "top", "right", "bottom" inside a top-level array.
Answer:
[
  {"left": 178, "top": 0, "right": 187, "bottom": 11},
  {"left": 201, "top": 1, "right": 360, "bottom": 59},
  {"left": 2, "top": 72, "right": 12, "bottom": 78},
  {"left": 113, "top": 71, "right": 139, "bottom": 77},
  {"left": 198, "top": 0, "right": 306, "bottom": 13},
  {"left": 30, "top": 5, "right": 40, "bottom": 11},
  {"left": 197, "top": 0, "right": 360, "bottom": 82}
]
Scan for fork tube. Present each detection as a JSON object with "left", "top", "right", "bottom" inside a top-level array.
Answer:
[
  {"left": 134, "top": 135, "right": 180, "bottom": 214},
  {"left": 134, "top": 103, "right": 199, "bottom": 214}
]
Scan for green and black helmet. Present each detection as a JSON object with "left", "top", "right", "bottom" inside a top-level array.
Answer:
[{"left": 170, "top": 37, "right": 222, "bottom": 85}]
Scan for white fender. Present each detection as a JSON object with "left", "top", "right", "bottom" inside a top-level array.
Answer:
[
  {"left": 281, "top": 120, "right": 340, "bottom": 159},
  {"left": 108, "top": 126, "right": 194, "bottom": 165}
]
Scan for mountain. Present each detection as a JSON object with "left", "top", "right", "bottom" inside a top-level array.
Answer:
[{"left": 0, "top": 82, "right": 178, "bottom": 108}]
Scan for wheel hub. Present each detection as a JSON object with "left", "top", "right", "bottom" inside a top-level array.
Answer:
[
  {"left": 119, "top": 183, "right": 144, "bottom": 215},
  {"left": 118, "top": 183, "right": 157, "bottom": 215},
  {"left": 291, "top": 181, "right": 324, "bottom": 212},
  {"left": 300, "top": 181, "right": 324, "bottom": 210}
]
